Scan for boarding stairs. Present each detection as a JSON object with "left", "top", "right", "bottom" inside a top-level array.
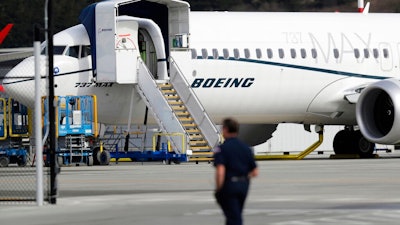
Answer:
[{"left": 136, "top": 58, "right": 221, "bottom": 161}]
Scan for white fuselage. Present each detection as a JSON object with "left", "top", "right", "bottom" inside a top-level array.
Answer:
[{"left": 3, "top": 12, "right": 400, "bottom": 126}]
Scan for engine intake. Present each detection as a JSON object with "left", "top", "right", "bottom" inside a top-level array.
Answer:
[{"left": 356, "top": 79, "right": 400, "bottom": 144}]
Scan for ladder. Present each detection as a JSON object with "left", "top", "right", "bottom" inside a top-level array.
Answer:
[{"left": 136, "top": 58, "right": 221, "bottom": 161}]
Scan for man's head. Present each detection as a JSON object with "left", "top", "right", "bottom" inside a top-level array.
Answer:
[{"left": 222, "top": 117, "right": 239, "bottom": 139}]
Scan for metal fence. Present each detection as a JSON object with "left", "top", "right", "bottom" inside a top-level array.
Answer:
[
  {"left": 0, "top": 167, "right": 49, "bottom": 202},
  {"left": 0, "top": 60, "right": 49, "bottom": 204}
]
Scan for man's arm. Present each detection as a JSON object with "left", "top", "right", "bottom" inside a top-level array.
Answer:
[
  {"left": 215, "top": 164, "right": 226, "bottom": 191},
  {"left": 249, "top": 167, "right": 259, "bottom": 178}
]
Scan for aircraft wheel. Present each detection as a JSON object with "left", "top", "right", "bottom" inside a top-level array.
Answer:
[
  {"left": 98, "top": 150, "right": 110, "bottom": 165},
  {"left": 0, "top": 157, "right": 9, "bottom": 167},
  {"left": 353, "top": 131, "right": 375, "bottom": 158},
  {"left": 333, "top": 130, "right": 354, "bottom": 154}
]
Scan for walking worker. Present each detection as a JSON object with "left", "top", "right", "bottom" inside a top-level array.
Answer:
[{"left": 214, "top": 117, "right": 259, "bottom": 225}]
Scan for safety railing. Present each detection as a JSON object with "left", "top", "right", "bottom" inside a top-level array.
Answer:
[
  {"left": 136, "top": 59, "right": 187, "bottom": 154},
  {"left": 152, "top": 132, "right": 187, "bottom": 154},
  {"left": 169, "top": 57, "right": 221, "bottom": 148}
]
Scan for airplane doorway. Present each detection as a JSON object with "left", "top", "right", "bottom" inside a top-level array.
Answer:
[{"left": 138, "top": 29, "right": 158, "bottom": 79}]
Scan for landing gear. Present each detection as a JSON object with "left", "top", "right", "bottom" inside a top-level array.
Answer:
[
  {"left": 333, "top": 130, "right": 352, "bottom": 155},
  {"left": 333, "top": 129, "right": 375, "bottom": 158}
]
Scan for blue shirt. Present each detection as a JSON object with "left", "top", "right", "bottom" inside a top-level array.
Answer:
[{"left": 214, "top": 137, "right": 257, "bottom": 180}]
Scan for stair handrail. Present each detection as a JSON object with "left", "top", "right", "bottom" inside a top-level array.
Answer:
[
  {"left": 169, "top": 57, "right": 221, "bottom": 148},
  {"left": 136, "top": 59, "right": 188, "bottom": 154}
]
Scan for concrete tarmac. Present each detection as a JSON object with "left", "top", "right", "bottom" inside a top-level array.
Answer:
[{"left": 2, "top": 156, "right": 400, "bottom": 225}]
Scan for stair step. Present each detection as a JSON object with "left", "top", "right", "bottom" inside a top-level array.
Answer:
[
  {"left": 178, "top": 117, "right": 194, "bottom": 122},
  {"left": 172, "top": 106, "right": 187, "bottom": 111},
  {"left": 188, "top": 157, "right": 214, "bottom": 162},
  {"left": 158, "top": 83, "right": 173, "bottom": 89},
  {"left": 189, "top": 137, "right": 204, "bottom": 141},
  {"left": 189, "top": 151, "right": 214, "bottom": 162},
  {"left": 187, "top": 129, "right": 201, "bottom": 133},
  {"left": 191, "top": 151, "right": 213, "bottom": 156},
  {"left": 162, "top": 89, "right": 176, "bottom": 95},
  {"left": 175, "top": 111, "right": 190, "bottom": 116},
  {"left": 165, "top": 95, "right": 180, "bottom": 100},
  {"left": 190, "top": 140, "right": 208, "bottom": 145},
  {"left": 168, "top": 100, "right": 184, "bottom": 105},
  {"left": 182, "top": 123, "right": 197, "bottom": 128},
  {"left": 190, "top": 146, "right": 212, "bottom": 151}
]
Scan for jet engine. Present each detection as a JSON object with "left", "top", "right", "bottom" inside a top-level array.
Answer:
[{"left": 356, "top": 79, "right": 400, "bottom": 144}]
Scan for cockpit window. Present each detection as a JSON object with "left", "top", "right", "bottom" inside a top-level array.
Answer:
[
  {"left": 41, "top": 45, "right": 67, "bottom": 55},
  {"left": 81, "top": 45, "right": 91, "bottom": 58},
  {"left": 66, "top": 46, "right": 80, "bottom": 58}
]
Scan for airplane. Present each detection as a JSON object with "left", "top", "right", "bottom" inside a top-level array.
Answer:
[
  {"left": 3, "top": 0, "right": 400, "bottom": 158},
  {"left": 0, "top": 24, "right": 13, "bottom": 46}
]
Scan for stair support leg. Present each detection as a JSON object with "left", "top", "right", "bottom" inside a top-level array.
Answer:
[{"left": 255, "top": 132, "right": 324, "bottom": 160}]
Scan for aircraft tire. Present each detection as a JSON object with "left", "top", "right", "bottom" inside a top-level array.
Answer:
[
  {"left": 333, "top": 130, "right": 353, "bottom": 155},
  {"left": 353, "top": 131, "right": 375, "bottom": 158}
]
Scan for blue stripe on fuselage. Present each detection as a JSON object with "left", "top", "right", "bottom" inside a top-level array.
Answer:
[
  {"left": 2, "top": 68, "right": 93, "bottom": 85},
  {"left": 196, "top": 56, "right": 390, "bottom": 80}
]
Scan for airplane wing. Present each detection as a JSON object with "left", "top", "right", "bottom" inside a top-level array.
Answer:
[
  {"left": 0, "top": 48, "right": 33, "bottom": 78},
  {"left": 0, "top": 48, "right": 33, "bottom": 62},
  {"left": 0, "top": 24, "right": 33, "bottom": 64}
]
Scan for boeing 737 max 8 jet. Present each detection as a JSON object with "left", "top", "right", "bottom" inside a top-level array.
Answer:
[{"left": 3, "top": 0, "right": 400, "bottom": 157}]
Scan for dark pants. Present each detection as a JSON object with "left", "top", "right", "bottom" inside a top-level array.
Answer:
[{"left": 216, "top": 180, "right": 249, "bottom": 225}]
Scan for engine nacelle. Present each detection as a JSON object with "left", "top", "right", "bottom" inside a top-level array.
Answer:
[{"left": 356, "top": 79, "right": 400, "bottom": 144}]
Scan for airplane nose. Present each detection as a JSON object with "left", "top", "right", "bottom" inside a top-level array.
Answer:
[{"left": 2, "top": 56, "right": 46, "bottom": 108}]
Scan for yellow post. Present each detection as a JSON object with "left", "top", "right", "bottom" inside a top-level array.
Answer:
[
  {"left": 0, "top": 98, "right": 7, "bottom": 140},
  {"left": 152, "top": 132, "right": 186, "bottom": 153},
  {"left": 91, "top": 95, "right": 98, "bottom": 138}
]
